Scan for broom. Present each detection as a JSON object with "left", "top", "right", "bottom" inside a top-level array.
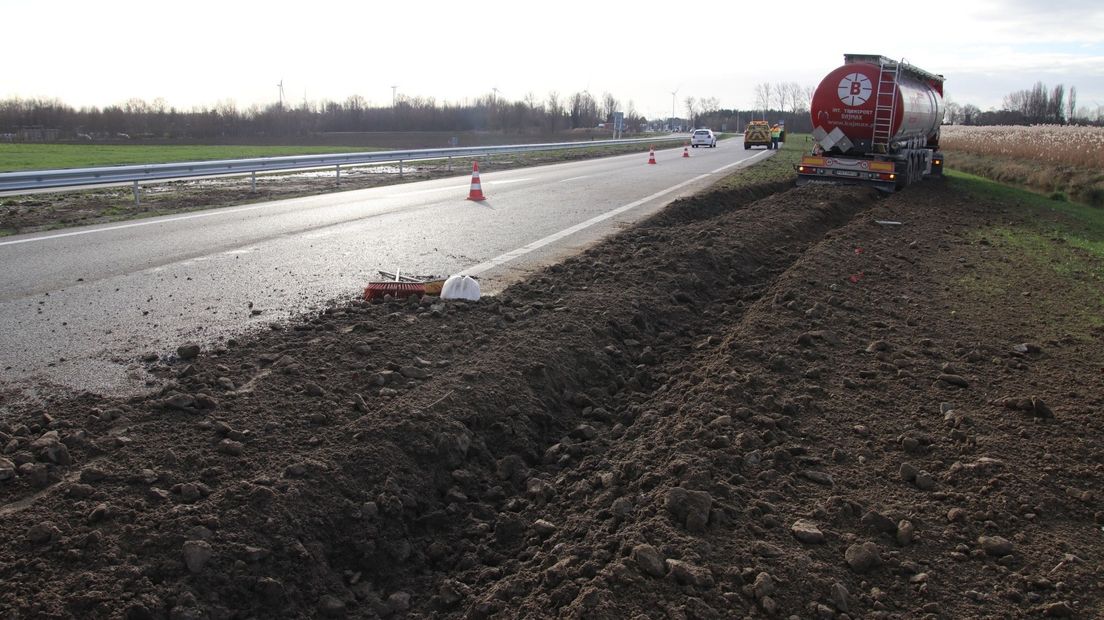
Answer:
[{"left": 363, "top": 268, "right": 426, "bottom": 300}]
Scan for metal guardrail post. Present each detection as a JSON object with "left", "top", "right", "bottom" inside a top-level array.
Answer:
[
  {"left": 132, "top": 181, "right": 141, "bottom": 206},
  {"left": 251, "top": 171, "right": 257, "bottom": 193},
  {"left": 447, "top": 156, "right": 452, "bottom": 172},
  {"left": 336, "top": 164, "right": 341, "bottom": 187},
  {"left": 399, "top": 160, "right": 403, "bottom": 179}
]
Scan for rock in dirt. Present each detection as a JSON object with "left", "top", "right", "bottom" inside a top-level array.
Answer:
[
  {"left": 797, "top": 330, "right": 841, "bottom": 347},
  {"left": 177, "top": 343, "right": 201, "bottom": 360},
  {"left": 914, "top": 470, "right": 936, "bottom": 491},
  {"left": 844, "top": 542, "right": 882, "bottom": 573},
  {"left": 386, "top": 591, "right": 411, "bottom": 614},
  {"left": 532, "top": 519, "right": 557, "bottom": 537},
  {"left": 791, "top": 519, "right": 825, "bottom": 544},
  {"left": 861, "top": 510, "right": 897, "bottom": 534},
  {"left": 664, "top": 559, "right": 714, "bottom": 588},
  {"left": 318, "top": 594, "right": 346, "bottom": 617},
  {"left": 182, "top": 540, "right": 213, "bottom": 573},
  {"left": 899, "top": 462, "right": 918, "bottom": 482},
  {"left": 666, "top": 487, "right": 713, "bottom": 532},
  {"left": 1040, "top": 601, "right": 1074, "bottom": 617},
  {"left": 631, "top": 544, "right": 666, "bottom": 578},
  {"left": 936, "top": 373, "right": 969, "bottom": 388},
  {"left": 216, "top": 439, "right": 244, "bottom": 456},
  {"left": 801, "top": 470, "right": 834, "bottom": 486},
  {"left": 31, "top": 431, "right": 72, "bottom": 465},
  {"left": 752, "top": 572, "right": 775, "bottom": 599},
  {"left": 830, "top": 582, "right": 851, "bottom": 612},
  {"left": 896, "top": 520, "right": 916, "bottom": 546},
  {"left": 994, "top": 396, "right": 1054, "bottom": 418},
  {"left": 26, "top": 522, "right": 60, "bottom": 545},
  {"left": 0, "top": 457, "right": 16, "bottom": 481},
  {"left": 978, "top": 535, "right": 1015, "bottom": 557}
]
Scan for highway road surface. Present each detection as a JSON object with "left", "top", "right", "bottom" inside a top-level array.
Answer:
[{"left": 0, "top": 141, "right": 774, "bottom": 396}]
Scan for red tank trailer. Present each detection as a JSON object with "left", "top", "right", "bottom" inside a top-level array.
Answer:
[{"left": 796, "top": 54, "right": 945, "bottom": 192}]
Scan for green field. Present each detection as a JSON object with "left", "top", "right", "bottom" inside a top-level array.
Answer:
[{"left": 0, "top": 144, "right": 375, "bottom": 172}]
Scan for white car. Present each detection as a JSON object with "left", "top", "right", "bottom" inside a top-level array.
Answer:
[{"left": 690, "top": 128, "right": 716, "bottom": 148}]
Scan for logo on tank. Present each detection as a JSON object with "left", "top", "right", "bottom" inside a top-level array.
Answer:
[{"left": 837, "top": 73, "right": 873, "bottom": 106}]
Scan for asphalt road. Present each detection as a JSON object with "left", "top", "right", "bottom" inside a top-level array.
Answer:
[{"left": 0, "top": 141, "right": 774, "bottom": 396}]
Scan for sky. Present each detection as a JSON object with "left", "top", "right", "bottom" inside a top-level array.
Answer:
[{"left": 2, "top": 0, "right": 1102, "bottom": 120}]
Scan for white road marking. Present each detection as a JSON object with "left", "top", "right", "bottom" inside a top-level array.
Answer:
[
  {"left": 463, "top": 150, "right": 772, "bottom": 276},
  {"left": 0, "top": 200, "right": 296, "bottom": 247},
  {"left": 559, "top": 175, "right": 593, "bottom": 183}
]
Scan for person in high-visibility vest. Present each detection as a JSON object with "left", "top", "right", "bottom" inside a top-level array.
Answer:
[{"left": 770, "top": 125, "right": 782, "bottom": 150}]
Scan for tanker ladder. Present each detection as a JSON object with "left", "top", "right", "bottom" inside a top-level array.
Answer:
[{"left": 872, "top": 58, "right": 901, "bottom": 154}]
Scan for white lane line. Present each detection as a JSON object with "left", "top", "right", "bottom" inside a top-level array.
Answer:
[
  {"left": 559, "top": 175, "right": 593, "bottom": 183},
  {"left": 0, "top": 201, "right": 294, "bottom": 247},
  {"left": 463, "top": 150, "right": 772, "bottom": 277}
]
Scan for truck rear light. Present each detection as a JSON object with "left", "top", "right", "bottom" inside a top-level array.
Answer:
[{"left": 933, "top": 159, "right": 942, "bottom": 165}]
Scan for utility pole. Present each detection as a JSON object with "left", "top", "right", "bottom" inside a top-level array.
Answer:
[
  {"left": 391, "top": 85, "right": 398, "bottom": 107},
  {"left": 492, "top": 87, "right": 501, "bottom": 105}
]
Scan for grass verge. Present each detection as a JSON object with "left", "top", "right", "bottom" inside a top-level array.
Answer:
[
  {"left": 943, "top": 150, "right": 1104, "bottom": 208},
  {"left": 948, "top": 169, "right": 1104, "bottom": 335},
  {"left": 711, "top": 134, "right": 807, "bottom": 191}
]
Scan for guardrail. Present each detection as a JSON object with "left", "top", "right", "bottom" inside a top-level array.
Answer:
[{"left": 0, "top": 136, "right": 687, "bottom": 204}]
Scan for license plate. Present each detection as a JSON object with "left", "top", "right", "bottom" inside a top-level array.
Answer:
[{"left": 834, "top": 170, "right": 858, "bottom": 177}]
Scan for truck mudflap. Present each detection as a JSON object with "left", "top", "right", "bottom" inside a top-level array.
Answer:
[
  {"left": 929, "top": 151, "right": 944, "bottom": 178},
  {"left": 795, "top": 156, "right": 900, "bottom": 193}
]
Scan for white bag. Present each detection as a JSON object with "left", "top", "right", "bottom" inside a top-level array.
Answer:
[{"left": 440, "top": 274, "right": 481, "bottom": 301}]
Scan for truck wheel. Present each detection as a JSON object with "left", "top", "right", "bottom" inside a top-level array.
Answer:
[{"left": 744, "top": 144, "right": 750, "bottom": 150}]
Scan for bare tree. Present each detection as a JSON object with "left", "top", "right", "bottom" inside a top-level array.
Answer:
[
  {"left": 772, "top": 83, "right": 788, "bottom": 114},
  {"left": 546, "top": 91, "right": 561, "bottom": 132},
  {"left": 1050, "top": 84, "right": 1065, "bottom": 124},
  {"left": 962, "top": 104, "right": 981, "bottom": 125},
  {"left": 941, "top": 99, "right": 961, "bottom": 124},
  {"left": 784, "top": 82, "right": 806, "bottom": 115},
  {"left": 755, "top": 83, "right": 772, "bottom": 118},
  {"left": 601, "top": 93, "right": 618, "bottom": 123},
  {"left": 684, "top": 96, "right": 697, "bottom": 127}
]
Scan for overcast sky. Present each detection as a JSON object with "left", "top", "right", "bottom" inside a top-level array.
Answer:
[{"left": 3, "top": 0, "right": 1102, "bottom": 119}]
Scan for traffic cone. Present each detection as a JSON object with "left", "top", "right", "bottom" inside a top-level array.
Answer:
[
  {"left": 467, "top": 161, "right": 486, "bottom": 201},
  {"left": 647, "top": 147, "right": 657, "bottom": 165},
  {"left": 683, "top": 143, "right": 690, "bottom": 158}
]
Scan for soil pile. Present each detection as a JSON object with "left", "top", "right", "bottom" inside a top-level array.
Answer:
[{"left": 0, "top": 179, "right": 1101, "bottom": 619}]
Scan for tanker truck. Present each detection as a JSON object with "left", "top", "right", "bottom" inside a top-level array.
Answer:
[{"left": 795, "top": 54, "right": 944, "bottom": 192}]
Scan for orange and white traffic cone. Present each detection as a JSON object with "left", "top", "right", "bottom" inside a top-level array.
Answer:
[
  {"left": 683, "top": 143, "right": 690, "bottom": 158},
  {"left": 647, "top": 147, "right": 657, "bottom": 165},
  {"left": 467, "top": 161, "right": 486, "bottom": 201}
]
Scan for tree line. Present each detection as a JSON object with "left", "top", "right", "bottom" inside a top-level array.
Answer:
[
  {"left": 946, "top": 82, "right": 1101, "bottom": 126},
  {"left": 0, "top": 84, "right": 819, "bottom": 143}
]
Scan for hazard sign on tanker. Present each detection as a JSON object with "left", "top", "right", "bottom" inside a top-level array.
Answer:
[{"left": 795, "top": 54, "right": 945, "bottom": 193}]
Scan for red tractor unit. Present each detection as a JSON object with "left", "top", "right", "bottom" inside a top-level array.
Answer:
[{"left": 796, "top": 54, "right": 945, "bottom": 192}]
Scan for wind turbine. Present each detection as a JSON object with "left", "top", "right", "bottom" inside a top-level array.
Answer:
[
  {"left": 391, "top": 85, "right": 398, "bottom": 107},
  {"left": 492, "top": 87, "right": 502, "bottom": 105},
  {"left": 277, "top": 79, "right": 285, "bottom": 109}
]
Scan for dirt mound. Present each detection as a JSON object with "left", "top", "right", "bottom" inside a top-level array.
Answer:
[{"left": 0, "top": 179, "right": 1100, "bottom": 619}]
